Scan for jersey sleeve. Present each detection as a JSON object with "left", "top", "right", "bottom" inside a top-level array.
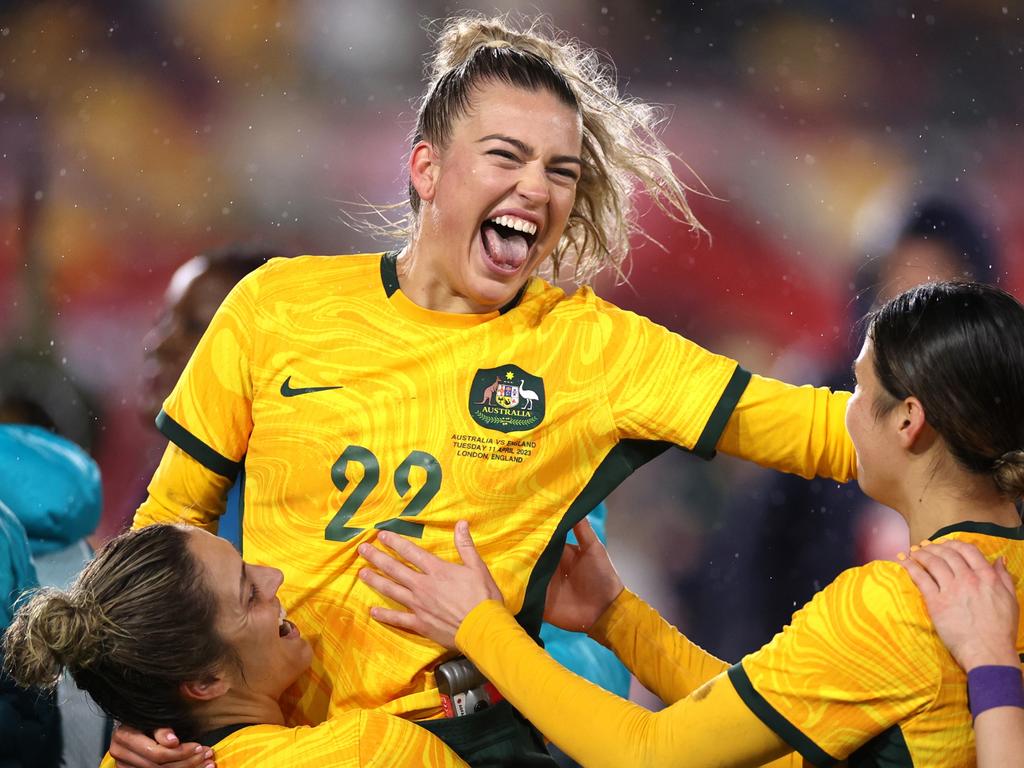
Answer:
[
  {"left": 728, "top": 561, "right": 943, "bottom": 765},
  {"left": 156, "top": 271, "right": 260, "bottom": 481},
  {"left": 134, "top": 443, "right": 233, "bottom": 531},
  {"left": 590, "top": 589, "right": 728, "bottom": 704},
  {"left": 595, "top": 297, "right": 748, "bottom": 458},
  {"left": 457, "top": 600, "right": 796, "bottom": 768},
  {"left": 718, "top": 374, "right": 857, "bottom": 482}
]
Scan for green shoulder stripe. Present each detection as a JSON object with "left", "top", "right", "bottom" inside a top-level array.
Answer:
[
  {"left": 727, "top": 663, "right": 837, "bottom": 767},
  {"left": 156, "top": 410, "right": 242, "bottom": 481},
  {"left": 692, "top": 365, "right": 751, "bottom": 460},
  {"left": 514, "top": 439, "right": 671, "bottom": 637}
]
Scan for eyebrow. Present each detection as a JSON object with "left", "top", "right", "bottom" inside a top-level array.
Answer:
[{"left": 477, "top": 134, "right": 583, "bottom": 166}]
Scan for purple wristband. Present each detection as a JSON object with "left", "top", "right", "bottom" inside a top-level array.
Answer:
[{"left": 967, "top": 665, "right": 1024, "bottom": 719}]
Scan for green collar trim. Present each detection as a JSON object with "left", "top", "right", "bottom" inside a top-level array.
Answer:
[
  {"left": 929, "top": 520, "right": 1024, "bottom": 541},
  {"left": 379, "top": 251, "right": 527, "bottom": 314}
]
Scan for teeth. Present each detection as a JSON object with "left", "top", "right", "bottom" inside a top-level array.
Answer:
[{"left": 488, "top": 215, "right": 537, "bottom": 236}]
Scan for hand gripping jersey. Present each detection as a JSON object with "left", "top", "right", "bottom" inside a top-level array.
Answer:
[{"left": 139, "top": 252, "right": 854, "bottom": 729}]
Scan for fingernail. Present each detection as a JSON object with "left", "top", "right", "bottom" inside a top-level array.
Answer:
[
  {"left": 910, "top": 545, "right": 920, "bottom": 552},
  {"left": 358, "top": 568, "right": 367, "bottom": 580},
  {"left": 920, "top": 539, "right": 931, "bottom": 547},
  {"left": 370, "top": 607, "right": 379, "bottom": 618},
  {"left": 204, "top": 750, "right": 214, "bottom": 759},
  {"left": 896, "top": 552, "right": 907, "bottom": 561},
  {"left": 357, "top": 544, "right": 368, "bottom": 555},
  {"left": 194, "top": 746, "right": 203, "bottom": 754}
]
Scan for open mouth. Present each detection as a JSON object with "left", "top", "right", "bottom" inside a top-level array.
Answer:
[
  {"left": 278, "top": 606, "right": 299, "bottom": 639},
  {"left": 480, "top": 215, "right": 538, "bottom": 274}
]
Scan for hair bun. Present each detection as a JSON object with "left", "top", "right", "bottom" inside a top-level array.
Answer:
[
  {"left": 3, "top": 587, "right": 106, "bottom": 690},
  {"left": 993, "top": 449, "right": 1024, "bottom": 498}
]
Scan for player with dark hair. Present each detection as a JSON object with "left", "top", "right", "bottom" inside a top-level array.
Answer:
[{"left": 362, "top": 281, "right": 1024, "bottom": 767}]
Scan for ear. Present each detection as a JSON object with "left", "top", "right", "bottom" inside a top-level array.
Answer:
[
  {"left": 180, "top": 674, "right": 229, "bottom": 703},
  {"left": 895, "top": 396, "right": 928, "bottom": 450},
  {"left": 409, "top": 141, "right": 440, "bottom": 204}
]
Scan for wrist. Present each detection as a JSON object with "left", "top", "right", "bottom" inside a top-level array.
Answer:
[
  {"left": 967, "top": 665, "right": 1024, "bottom": 720},
  {"left": 959, "top": 646, "right": 1020, "bottom": 672}
]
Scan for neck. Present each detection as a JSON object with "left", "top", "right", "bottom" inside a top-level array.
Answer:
[
  {"left": 898, "top": 459, "right": 1021, "bottom": 543},
  {"left": 192, "top": 690, "right": 286, "bottom": 736},
  {"left": 399, "top": 239, "right": 505, "bottom": 315}
]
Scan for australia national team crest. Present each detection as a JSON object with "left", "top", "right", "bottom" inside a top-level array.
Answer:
[{"left": 469, "top": 364, "right": 545, "bottom": 433}]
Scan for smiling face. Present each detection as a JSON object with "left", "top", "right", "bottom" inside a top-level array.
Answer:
[
  {"left": 411, "top": 80, "right": 583, "bottom": 312},
  {"left": 187, "top": 529, "right": 312, "bottom": 702}
]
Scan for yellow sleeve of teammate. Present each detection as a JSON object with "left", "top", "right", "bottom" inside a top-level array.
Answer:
[
  {"left": 718, "top": 373, "right": 857, "bottom": 482},
  {"left": 590, "top": 589, "right": 728, "bottom": 704},
  {"left": 134, "top": 442, "right": 232, "bottom": 532},
  {"left": 457, "top": 600, "right": 797, "bottom": 768}
]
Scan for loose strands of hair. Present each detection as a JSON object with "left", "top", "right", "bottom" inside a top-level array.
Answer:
[
  {"left": 351, "top": 13, "right": 708, "bottom": 285},
  {"left": 868, "top": 281, "right": 1024, "bottom": 500}
]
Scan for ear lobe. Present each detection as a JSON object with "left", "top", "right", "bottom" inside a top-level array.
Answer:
[
  {"left": 409, "top": 141, "right": 439, "bottom": 204},
  {"left": 896, "top": 396, "right": 927, "bottom": 449},
  {"left": 180, "top": 675, "right": 229, "bottom": 703}
]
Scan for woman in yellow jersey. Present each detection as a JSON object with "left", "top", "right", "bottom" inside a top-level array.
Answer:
[
  {"left": 361, "top": 281, "right": 1024, "bottom": 767},
  {"left": 3, "top": 524, "right": 467, "bottom": 768},
  {"left": 119, "top": 13, "right": 857, "bottom": 767}
]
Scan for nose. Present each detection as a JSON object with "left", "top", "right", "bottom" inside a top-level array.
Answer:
[
  {"left": 256, "top": 564, "right": 285, "bottom": 596},
  {"left": 516, "top": 161, "right": 550, "bottom": 205}
]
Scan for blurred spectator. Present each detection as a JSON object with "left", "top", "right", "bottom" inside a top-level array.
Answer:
[
  {"left": 0, "top": 499, "right": 62, "bottom": 768},
  {"left": 136, "top": 244, "right": 284, "bottom": 548},
  {"left": 0, "top": 424, "right": 105, "bottom": 768},
  {"left": 684, "top": 197, "right": 1002, "bottom": 660}
]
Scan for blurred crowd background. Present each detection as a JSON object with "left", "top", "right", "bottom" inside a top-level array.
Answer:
[{"left": 1, "top": 0, "right": 1022, "bottom": 709}]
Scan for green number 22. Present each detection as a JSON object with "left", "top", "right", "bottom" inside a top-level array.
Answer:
[{"left": 324, "top": 445, "right": 442, "bottom": 542}]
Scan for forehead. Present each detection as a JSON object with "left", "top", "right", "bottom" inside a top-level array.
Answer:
[
  {"left": 186, "top": 528, "right": 241, "bottom": 602},
  {"left": 455, "top": 81, "right": 582, "bottom": 148}
]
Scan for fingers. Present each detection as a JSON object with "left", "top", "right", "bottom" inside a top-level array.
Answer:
[
  {"left": 573, "top": 518, "right": 599, "bottom": 548},
  {"left": 994, "top": 556, "right": 1018, "bottom": 595},
  {"left": 454, "top": 520, "right": 487, "bottom": 570},
  {"left": 899, "top": 553, "right": 940, "bottom": 601},
  {"left": 359, "top": 541, "right": 421, "bottom": 588},
  {"left": 369, "top": 606, "right": 423, "bottom": 634},
  {"left": 375, "top": 530, "right": 440, "bottom": 573},
  {"left": 907, "top": 545, "right": 958, "bottom": 586},
  {"left": 110, "top": 741, "right": 211, "bottom": 768},
  {"left": 358, "top": 566, "right": 415, "bottom": 609},
  {"left": 942, "top": 540, "right": 993, "bottom": 572}
]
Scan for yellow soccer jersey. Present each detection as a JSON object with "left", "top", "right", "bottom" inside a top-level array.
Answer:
[
  {"left": 730, "top": 522, "right": 1024, "bottom": 767},
  {"left": 99, "top": 710, "right": 468, "bottom": 767},
  {"left": 143, "top": 251, "right": 851, "bottom": 728}
]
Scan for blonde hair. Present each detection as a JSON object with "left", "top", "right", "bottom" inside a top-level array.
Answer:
[{"left": 377, "top": 13, "right": 705, "bottom": 283}]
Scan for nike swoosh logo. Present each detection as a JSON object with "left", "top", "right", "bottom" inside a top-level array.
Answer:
[{"left": 280, "top": 376, "right": 344, "bottom": 398}]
